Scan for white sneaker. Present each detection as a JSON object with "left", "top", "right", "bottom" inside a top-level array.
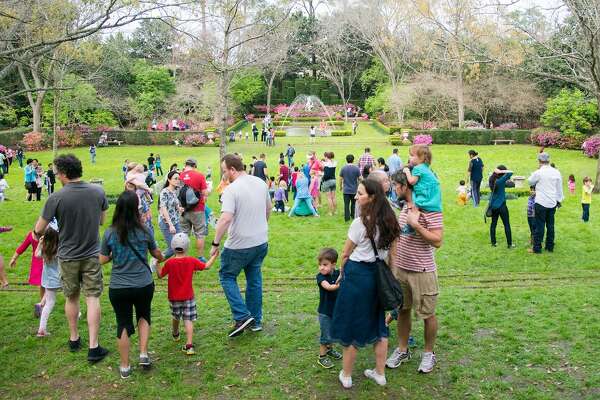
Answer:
[
  {"left": 364, "top": 369, "right": 386, "bottom": 386},
  {"left": 338, "top": 370, "right": 352, "bottom": 389},
  {"left": 386, "top": 347, "right": 411, "bottom": 368},
  {"left": 417, "top": 352, "right": 436, "bottom": 373}
]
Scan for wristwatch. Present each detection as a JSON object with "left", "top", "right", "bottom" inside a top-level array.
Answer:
[{"left": 211, "top": 241, "right": 219, "bottom": 247}]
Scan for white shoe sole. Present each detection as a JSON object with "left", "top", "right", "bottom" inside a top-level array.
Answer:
[
  {"left": 338, "top": 370, "right": 352, "bottom": 389},
  {"left": 364, "top": 369, "right": 386, "bottom": 386},
  {"left": 228, "top": 317, "right": 255, "bottom": 337}
]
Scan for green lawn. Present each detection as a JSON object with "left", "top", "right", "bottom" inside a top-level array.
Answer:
[{"left": 0, "top": 122, "right": 599, "bottom": 399}]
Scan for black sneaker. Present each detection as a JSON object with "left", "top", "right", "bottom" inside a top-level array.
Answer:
[
  {"left": 68, "top": 337, "right": 81, "bottom": 352},
  {"left": 249, "top": 321, "right": 263, "bottom": 332},
  {"left": 87, "top": 345, "right": 109, "bottom": 362},
  {"left": 228, "top": 317, "right": 255, "bottom": 338}
]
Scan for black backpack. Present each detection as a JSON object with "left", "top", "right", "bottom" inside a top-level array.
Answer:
[{"left": 178, "top": 184, "right": 201, "bottom": 211}]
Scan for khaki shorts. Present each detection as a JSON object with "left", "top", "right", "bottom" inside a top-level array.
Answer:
[
  {"left": 181, "top": 210, "right": 207, "bottom": 238},
  {"left": 59, "top": 257, "right": 103, "bottom": 298},
  {"left": 393, "top": 268, "right": 438, "bottom": 319}
]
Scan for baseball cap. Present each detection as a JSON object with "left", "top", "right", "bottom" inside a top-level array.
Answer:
[
  {"left": 171, "top": 233, "right": 190, "bottom": 252},
  {"left": 537, "top": 152, "right": 550, "bottom": 163},
  {"left": 185, "top": 158, "right": 197, "bottom": 167}
]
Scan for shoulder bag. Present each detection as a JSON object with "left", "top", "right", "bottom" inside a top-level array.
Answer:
[
  {"left": 369, "top": 236, "right": 403, "bottom": 311},
  {"left": 125, "top": 235, "right": 154, "bottom": 273}
]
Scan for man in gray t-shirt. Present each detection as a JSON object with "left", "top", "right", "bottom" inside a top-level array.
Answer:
[
  {"left": 34, "top": 154, "right": 109, "bottom": 362},
  {"left": 210, "top": 154, "right": 271, "bottom": 338}
]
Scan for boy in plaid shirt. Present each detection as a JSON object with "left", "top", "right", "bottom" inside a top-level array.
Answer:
[{"left": 157, "top": 233, "right": 218, "bottom": 355}]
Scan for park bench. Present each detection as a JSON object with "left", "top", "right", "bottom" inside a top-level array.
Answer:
[
  {"left": 492, "top": 139, "right": 515, "bottom": 145},
  {"left": 106, "top": 139, "right": 123, "bottom": 146}
]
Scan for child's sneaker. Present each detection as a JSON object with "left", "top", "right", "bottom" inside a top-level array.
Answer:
[
  {"left": 139, "top": 354, "right": 152, "bottom": 369},
  {"left": 326, "top": 347, "right": 342, "bottom": 360},
  {"left": 338, "top": 370, "right": 352, "bottom": 389},
  {"left": 120, "top": 366, "right": 132, "bottom": 379},
  {"left": 317, "top": 355, "right": 334, "bottom": 369},
  {"left": 364, "top": 369, "right": 387, "bottom": 386},
  {"left": 182, "top": 344, "right": 195, "bottom": 355},
  {"left": 172, "top": 332, "right": 180, "bottom": 341}
]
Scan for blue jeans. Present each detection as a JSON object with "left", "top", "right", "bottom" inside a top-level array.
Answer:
[
  {"left": 159, "top": 220, "right": 181, "bottom": 258},
  {"left": 288, "top": 197, "right": 318, "bottom": 216},
  {"left": 318, "top": 313, "right": 333, "bottom": 345},
  {"left": 219, "top": 243, "right": 268, "bottom": 323},
  {"left": 91, "top": 153, "right": 96, "bottom": 164},
  {"left": 471, "top": 179, "right": 481, "bottom": 207},
  {"left": 533, "top": 203, "right": 556, "bottom": 253},
  {"left": 287, "top": 155, "right": 294, "bottom": 166}
]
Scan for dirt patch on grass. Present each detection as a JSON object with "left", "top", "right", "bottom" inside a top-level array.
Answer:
[{"left": 474, "top": 328, "right": 496, "bottom": 340}]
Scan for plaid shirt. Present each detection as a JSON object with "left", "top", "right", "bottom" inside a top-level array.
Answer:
[{"left": 358, "top": 153, "right": 375, "bottom": 172}]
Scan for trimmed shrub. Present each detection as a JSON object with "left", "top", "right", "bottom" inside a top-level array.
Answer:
[
  {"left": 389, "top": 135, "right": 411, "bottom": 146},
  {"left": 409, "top": 129, "right": 531, "bottom": 145},
  {"left": 331, "top": 130, "right": 352, "bottom": 136},
  {"left": 413, "top": 134, "right": 433, "bottom": 145},
  {"left": 0, "top": 127, "right": 41, "bottom": 147},
  {"left": 227, "top": 119, "right": 247, "bottom": 134},
  {"left": 274, "top": 130, "right": 286, "bottom": 137},
  {"left": 371, "top": 120, "right": 390, "bottom": 134},
  {"left": 582, "top": 135, "right": 600, "bottom": 157},
  {"left": 22, "top": 131, "right": 48, "bottom": 151}
]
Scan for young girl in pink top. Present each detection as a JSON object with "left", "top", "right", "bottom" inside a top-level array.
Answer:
[
  {"left": 310, "top": 169, "right": 322, "bottom": 208},
  {"left": 10, "top": 231, "right": 45, "bottom": 314},
  {"left": 568, "top": 174, "right": 576, "bottom": 194}
]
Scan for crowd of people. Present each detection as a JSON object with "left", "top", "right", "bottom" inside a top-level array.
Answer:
[{"left": 0, "top": 135, "right": 594, "bottom": 387}]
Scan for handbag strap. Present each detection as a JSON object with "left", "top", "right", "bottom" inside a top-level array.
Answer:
[
  {"left": 368, "top": 235, "right": 382, "bottom": 261},
  {"left": 124, "top": 235, "right": 152, "bottom": 273}
]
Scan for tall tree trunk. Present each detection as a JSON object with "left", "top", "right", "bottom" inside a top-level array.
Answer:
[
  {"left": 390, "top": 79, "right": 404, "bottom": 124},
  {"left": 53, "top": 91, "right": 60, "bottom": 158},
  {"left": 32, "top": 99, "right": 43, "bottom": 133},
  {"left": 456, "top": 62, "right": 465, "bottom": 128},
  {"left": 267, "top": 72, "right": 276, "bottom": 115},
  {"left": 218, "top": 70, "right": 230, "bottom": 161}
]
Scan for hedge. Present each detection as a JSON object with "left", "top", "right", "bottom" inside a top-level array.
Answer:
[
  {"left": 275, "top": 120, "right": 344, "bottom": 127},
  {"left": 409, "top": 129, "right": 532, "bottom": 145},
  {"left": 226, "top": 120, "right": 247, "bottom": 134},
  {"left": 388, "top": 129, "right": 532, "bottom": 146},
  {"left": 0, "top": 127, "right": 47, "bottom": 146},
  {"left": 370, "top": 120, "right": 403, "bottom": 135},
  {"left": 276, "top": 116, "right": 342, "bottom": 122},
  {"left": 331, "top": 130, "right": 352, "bottom": 136},
  {"left": 274, "top": 130, "right": 286, "bottom": 137},
  {"left": 481, "top": 187, "right": 531, "bottom": 198}
]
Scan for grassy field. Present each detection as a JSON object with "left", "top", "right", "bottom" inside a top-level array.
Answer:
[{"left": 0, "top": 122, "right": 599, "bottom": 399}]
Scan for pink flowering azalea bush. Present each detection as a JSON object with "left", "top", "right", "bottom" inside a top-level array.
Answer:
[
  {"left": 57, "top": 131, "right": 83, "bottom": 148},
  {"left": 361, "top": 113, "right": 369, "bottom": 120},
  {"left": 413, "top": 134, "right": 433, "bottom": 145},
  {"left": 530, "top": 130, "right": 561, "bottom": 147},
  {"left": 496, "top": 122, "right": 519, "bottom": 130},
  {"left": 183, "top": 134, "right": 208, "bottom": 146},
  {"left": 21, "top": 131, "right": 47, "bottom": 151},
  {"left": 583, "top": 135, "right": 600, "bottom": 157}
]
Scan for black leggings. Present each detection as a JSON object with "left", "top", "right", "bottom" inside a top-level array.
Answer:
[
  {"left": 109, "top": 282, "right": 154, "bottom": 338},
  {"left": 490, "top": 202, "right": 512, "bottom": 246}
]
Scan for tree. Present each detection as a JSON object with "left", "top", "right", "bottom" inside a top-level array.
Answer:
[
  {"left": 541, "top": 89, "right": 598, "bottom": 136},
  {"left": 506, "top": 1, "right": 600, "bottom": 191},
  {"left": 129, "top": 61, "right": 176, "bottom": 123},
  {"left": 345, "top": 0, "right": 421, "bottom": 123},
  {"left": 230, "top": 70, "right": 265, "bottom": 114},
  {"left": 315, "top": 17, "right": 370, "bottom": 119},
  {"left": 174, "top": 0, "right": 292, "bottom": 159},
  {"left": 130, "top": 19, "right": 177, "bottom": 65}
]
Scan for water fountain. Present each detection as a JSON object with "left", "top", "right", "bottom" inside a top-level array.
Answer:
[{"left": 278, "top": 94, "right": 337, "bottom": 137}]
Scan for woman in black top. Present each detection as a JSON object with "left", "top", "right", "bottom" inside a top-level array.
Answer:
[{"left": 321, "top": 152, "right": 337, "bottom": 215}]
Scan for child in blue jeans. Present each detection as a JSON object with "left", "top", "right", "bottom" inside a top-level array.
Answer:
[
  {"left": 316, "top": 248, "right": 342, "bottom": 368},
  {"left": 403, "top": 145, "right": 442, "bottom": 212},
  {"left": 527, "top": 186, "right": 536, "bottom": 244}
]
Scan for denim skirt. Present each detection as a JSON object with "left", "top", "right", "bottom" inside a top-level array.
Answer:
[{"left": 331, "top": 259, "right": 388, "bottom": 347}]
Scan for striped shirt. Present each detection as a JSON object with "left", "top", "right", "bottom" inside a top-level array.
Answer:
[
  {"left": 394, "top": 206, "right": 443, "bottom": 272},
  {"left": 358, "top": 153, "right": 375, "bottom": 172}
]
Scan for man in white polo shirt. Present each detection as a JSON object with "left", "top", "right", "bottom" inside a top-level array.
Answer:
[{"left": 528, "top": 152, "right": 564, "bottom": 254}]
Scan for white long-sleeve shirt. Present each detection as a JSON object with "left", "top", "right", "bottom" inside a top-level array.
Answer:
[{"left": 528, "top": 165, "right": 564, "bottom": 208}]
